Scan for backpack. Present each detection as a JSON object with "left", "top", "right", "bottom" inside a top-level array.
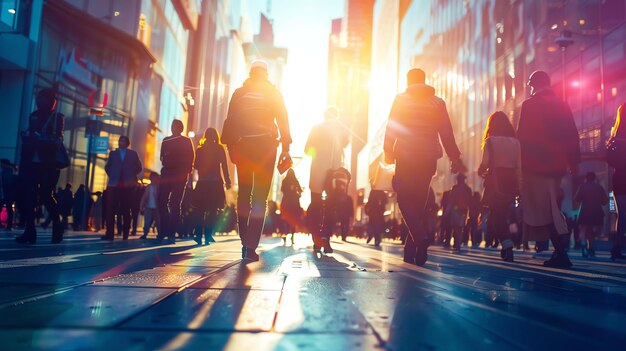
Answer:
[{"left": 323, "top": 167, "right": 351, "bottom": 196}]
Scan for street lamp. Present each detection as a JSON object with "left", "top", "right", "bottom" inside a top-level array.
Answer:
[{"left": 555, "top": 29, "right": 574, "bottom": 100}]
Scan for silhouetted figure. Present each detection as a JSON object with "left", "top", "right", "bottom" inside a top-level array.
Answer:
[
  {"left": 157, "top": 120, "right": 195, "bottom": 244},
  {"left": 305, "top": 107, "right": 348, "bottom": 253},
  {"left": 90, "top": 191, "right": 103, "bottom": 232},
  {"left": 140, "top": 172, "right": 160, "bottom": 239},
  {"left": 574, "top": 172, "right": 608, "bottom": 257},
  {"left": 440, "top": 189, "right": 452, "bottom": 247},
  {"left": 15, "top": 89, "right": 65, "bottom": 244},
  {"left": 465, "top": 192, "right": 482, "bottom": 247},
  {"left": 0, "top": 160, "right": 18, "bottom": 231},
  {"left": 365, "top": 189, "right": 387, "bottom": 246},
  {"left": 517, "top": 71, "right": 580, "bottom": 268},
  {"left": 478, "top": 111, "right": 521, "bottom": 261},
  {"left": 57, "top": 183, "right": 73, "bottom": 230},
  {"left": 607, "top": 103, "right": 626, "bottom": 260},
  {"left": 103, "top": 135, "right": 142, "bottom": 241},
  {"left": 425, "top": 187, "right": 438, "bottom": 244},
  {"left": 280, "top": 169, "right": 303, "bottom": 245},
  {"left": 193, "top": 128, "right": 231, "bottom": 245},
  {"left": 384, "top": 68, "right": 465, "bottom": 266},
  {"left": 129, "top": 184, "right": 144, "bottom": 236},
  {"left": 448, "top": 174, "right": 473, "bottom": 252},
  {"left": 336, "top": 193, "right": 354, "bottom": 242},
  {"left": 72, "top": 184, "right": 90, "bottom": 231},
  {"left": 221, "top": 60, "right": 292, "bottom": 261}
]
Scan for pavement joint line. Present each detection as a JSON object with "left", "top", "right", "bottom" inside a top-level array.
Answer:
[{"left": 111, "top": 259, "right": 243, "bottom": 328}]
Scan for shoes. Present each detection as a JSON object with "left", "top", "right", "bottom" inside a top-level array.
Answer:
[
  {"left": 139, "top": 234, "right": 147, "bottom": 240},
  {"left": 543, "top": 253, "right": 572, "bottom": 268},
  {"left": 242, "top": 247, "right": 259, "bottom": 262},
  {"left": 322, "top": 238, "right": 333, "bottom": 254},
  {"left": 610, "top": 246, "right": 625, "bottom": 261},
  {"left": 194, "top": 237, "right": 202, "bottom": 245},
  {"left": 501, "top": 247, "right": 514, "bottom": 262}
]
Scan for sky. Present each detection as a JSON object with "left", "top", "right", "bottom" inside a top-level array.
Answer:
[{"left": 244, "top": 0, "right": 345, "bottom": 155}]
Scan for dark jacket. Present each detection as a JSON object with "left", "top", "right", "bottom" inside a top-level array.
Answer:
[
  {"left": 195, "top": 143, "right": 230, "bottom": 184},
  {"left": 160, "top": 134, "right": 195, "bottom": 175},
  {"left": 221, "top": 77, "right": 292, "bottom": 150},
  {"left": 105, "top": 148, "right": 142, "bottom": 187},
  {"left": 607, "top": 137, "right": 626, "bottom": 196},
  {"left": 517, "top": 89, "right": 580, "bottom": 176},
  {"left": 21, "top": 110, "right": 64, "bottom": 166},
  {"left": 0, "top": 165, "right": 18, "bottom": 201},
  {"left": 384, "top": 83, "right": 461, "bottom": 161}
]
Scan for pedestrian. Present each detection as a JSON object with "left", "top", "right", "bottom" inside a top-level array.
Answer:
[
  {"left": 574, "top": 172, "right": 608, "bottom": 257},
  {"left": 140, "top": 172, "right": 160, "bottom": 239},
  {"left": 440, "top": 189, "right": 452, "bottom": 247},
  {"left": 384, "top": 68, "right": 465, "bottom": 265},
  {"left": 72, "top": 184, "right": 88, "bottom": 231},
  {"left": 304, "top": 106, "right": 348, "bottom": 253},
  {"left": 15, "top": 89, "right": 65, "bottom": 244},
  {"left": 365, "top": 188, "right": 387, "bottom": 246},
  {"left": 517, "top": 71, "right": 580, "bottom": 268},
  {"left": 129, "top": 183, "right": 144, "bottom": 236},
  {"left": 103, "top": 135, "right": 143, "bottom": 240},
  {"left": 280, "top": 168, "right": 303, "bottom": 245},
  {"left": 448, "top": 174, "right": 473, "bottom": 252},
  {"left": 192, "top": 127, "right": 231, "bottom": 246},
  {"left": 425, "top": 187, "right": 438, "bottom": 245},
  {"left": 57, "top": 183, "right": 73, "bottom": 229},
  {"left": 465, "top": 192, "right": 482, "bottom": 247},
  {"left": 478, "top": 111, "right": 521, "bottom": 261},
  {"left": 335, "top": 192, "right": 354, "bottom": 242},
  {"left": 0, "top": 159, "right": 18, "bottom": 232},
  {"left": 157, "top": 119, "right": 195, "bottom": 244},
  {"left": 90, "top": 191, "right": 103, "bottom": 232},
  {"left": 606, "top": 102, "right": 626, "bottom": 260},
  {"left": 221, "top": 60, "right": 292, "bottom": 261}
]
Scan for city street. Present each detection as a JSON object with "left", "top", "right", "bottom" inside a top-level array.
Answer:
[{"left": 0, "top": 231, "right": 625, "bottom": 350}]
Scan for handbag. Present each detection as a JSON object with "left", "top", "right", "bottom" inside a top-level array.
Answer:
[{"left": 372, "top": 160, "right": 395, "bottom": 191}]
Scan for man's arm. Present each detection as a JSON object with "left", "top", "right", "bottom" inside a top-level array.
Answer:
[
  {"left": 275, "top": 91, "right": 292, "bottom": 152},
  {"left": 383, "top": 98, "right": 400, "bottom": 163}
]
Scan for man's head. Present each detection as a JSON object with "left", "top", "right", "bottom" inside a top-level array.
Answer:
[
  {"left": 456, "top": 173, "right": 466, "bottom": 184},
  {"left": 585, "top": 172, "right": 596, "bottom": 182},
  {"left": 171, "top": 119, "right": 184, "bottom": 135},
  {"left": 407, "top": 68, "right": 426, "bottom": 86},
  {"left": 250, "top": 60, "right": 269, "bottom": 80},
  {"left": 65, "top": 183, "right": 72, "bottom": 190},
  {"left": 118, "top": 136, "right": 130, "bottom": 149},
  {"left": 324, "top": 106, "right": 339, "bottom": 120},
  {"left": 527, "top": 70, "right": 551, "bottom": 94},
  {"left": 36, "top": 89, "right": 57, "bottom": 112}
]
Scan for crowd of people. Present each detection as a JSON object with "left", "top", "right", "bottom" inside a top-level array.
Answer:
[{"left": 5, "top": 62, "right": 626, "bottom": 269}]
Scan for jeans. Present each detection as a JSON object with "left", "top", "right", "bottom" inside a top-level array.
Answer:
[
  {"left": 19, "top": 163, "right": 60, "bottom": 235},
  {"left": 106, "top": 186, "right": 132, "bottom": 238},
  {"left": 232, "top": 138, "right": 277, "bottom": 250},
  {"left": 158, "top": 168, "right": 189, "bottom": 240},
  {"left": 394, "top": 157, "right": 437, "bottom": 257}
]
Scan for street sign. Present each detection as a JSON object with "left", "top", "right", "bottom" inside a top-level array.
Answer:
[
  {"left": 85, "top": 119, "right": 101, "bottom": 137},
  {"left": 91, "top": 136, "right": 109, "bottom": 154}
]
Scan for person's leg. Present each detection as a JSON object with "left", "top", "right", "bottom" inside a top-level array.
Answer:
[
  {"left": 246, "top": 149, "right": 276, "bottom": 253},
  {"left": 142, "top": 208, "right": 153, "bottom": 239},
  {"left": 38, "top": 167, "right": 62, "bottom": 242},
  {"left": 205, "top": 211, "right": 219, "bottom": 244},
  {"left": 120, "top": 187, "right": 132, "bottom": 239},
  {"left": 395, "top": 158, "right": 436, "bottom": 265},
  {"left": 235, "top": 161, "right": 254, "bottom": 249},
  {"left": 168, "top": 177, "right": 188, "bottom": 241},
  {"left": 579, "top": 225, "right": 589, "bottom": 257},
  {"left": 309, "top": 193, "right": 324, "bottom": 249},
  {"left": 157, "top": 175, "right": 173, "bottom": 240},
  {"left": 491, "top": 203, "right": 514, "bottom": 261},
  {"left": 15, "top": 165, "right": 38, "bottom": 242}
]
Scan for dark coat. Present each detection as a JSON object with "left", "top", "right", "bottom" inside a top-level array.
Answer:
[
  {"left": 384, "top": 83, "right": 461, "bottom": 162},
  {"left": 160, "top": 134, "right": 195, "bottom": 175},
  {"left": 105, "top": 148, "right": 142, "bottom": 187},
  {"left": 517, "top": 89, "right": 580, "bottom": 176},
  {"left": 575, "top": 181, "right": 608, "bottom": 226},
  {"left": 21, "top": 110, "right": 64, "bottom": 166},
  {"left": 221, "top": 77, "right": 292, "bottom": 149}
]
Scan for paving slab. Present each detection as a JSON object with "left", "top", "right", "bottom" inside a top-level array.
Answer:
[
  {"left": 190, "top": 265, "right": 286, "bottom": 290},
  {"left": 95, "top": 272, "right": 202, "bottom": 288}
]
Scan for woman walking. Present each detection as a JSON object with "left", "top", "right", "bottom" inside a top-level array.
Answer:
[
  {"left": 193, "top": 128, "right": 231, "bottom": 245},
  {"left": 478, "top": 111, "right": 521, "bottom": 262},
  {"left": 574, "top": 172, "right": 608, "bottom": 257},
  {"left": 607, "top": 103, "right": 626, "bottom": 260}
]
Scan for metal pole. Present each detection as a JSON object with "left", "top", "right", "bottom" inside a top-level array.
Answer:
[
  {"left": 82, "top": 115, "right": 94, "bottom": 231},
  {"left": 561, "top": 47, "right": 567, "bottom": 101}
]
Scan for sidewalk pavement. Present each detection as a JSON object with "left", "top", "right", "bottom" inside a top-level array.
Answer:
[{"left": 0, "top": 230, "right": 625, "bottom": 350}]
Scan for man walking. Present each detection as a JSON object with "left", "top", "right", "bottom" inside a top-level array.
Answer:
[
  {"left": 103, "top": 136, "right": 142, "bottom": 240},
  {"left": 517, "top": 70, "right": 580, "bottom": 268},
  {"left": 304, "top": 107, "right": 349, "bottom": 253},
  {"left": 157, "top": 120, "right": 195, "bottom": 244},
  {"left": 384, "top": 68, "right": 465, "bottom": 266},
  {"left": 221, "top": 60, "right": 292, "bottom": 261}
]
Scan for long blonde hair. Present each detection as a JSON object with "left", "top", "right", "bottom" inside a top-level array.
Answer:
[
  {"left": 610, "top": 103, "right": 625, "bottom": 140},
  {"left": 199, "top": 127, "right": 221, "bottom": 146}
]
